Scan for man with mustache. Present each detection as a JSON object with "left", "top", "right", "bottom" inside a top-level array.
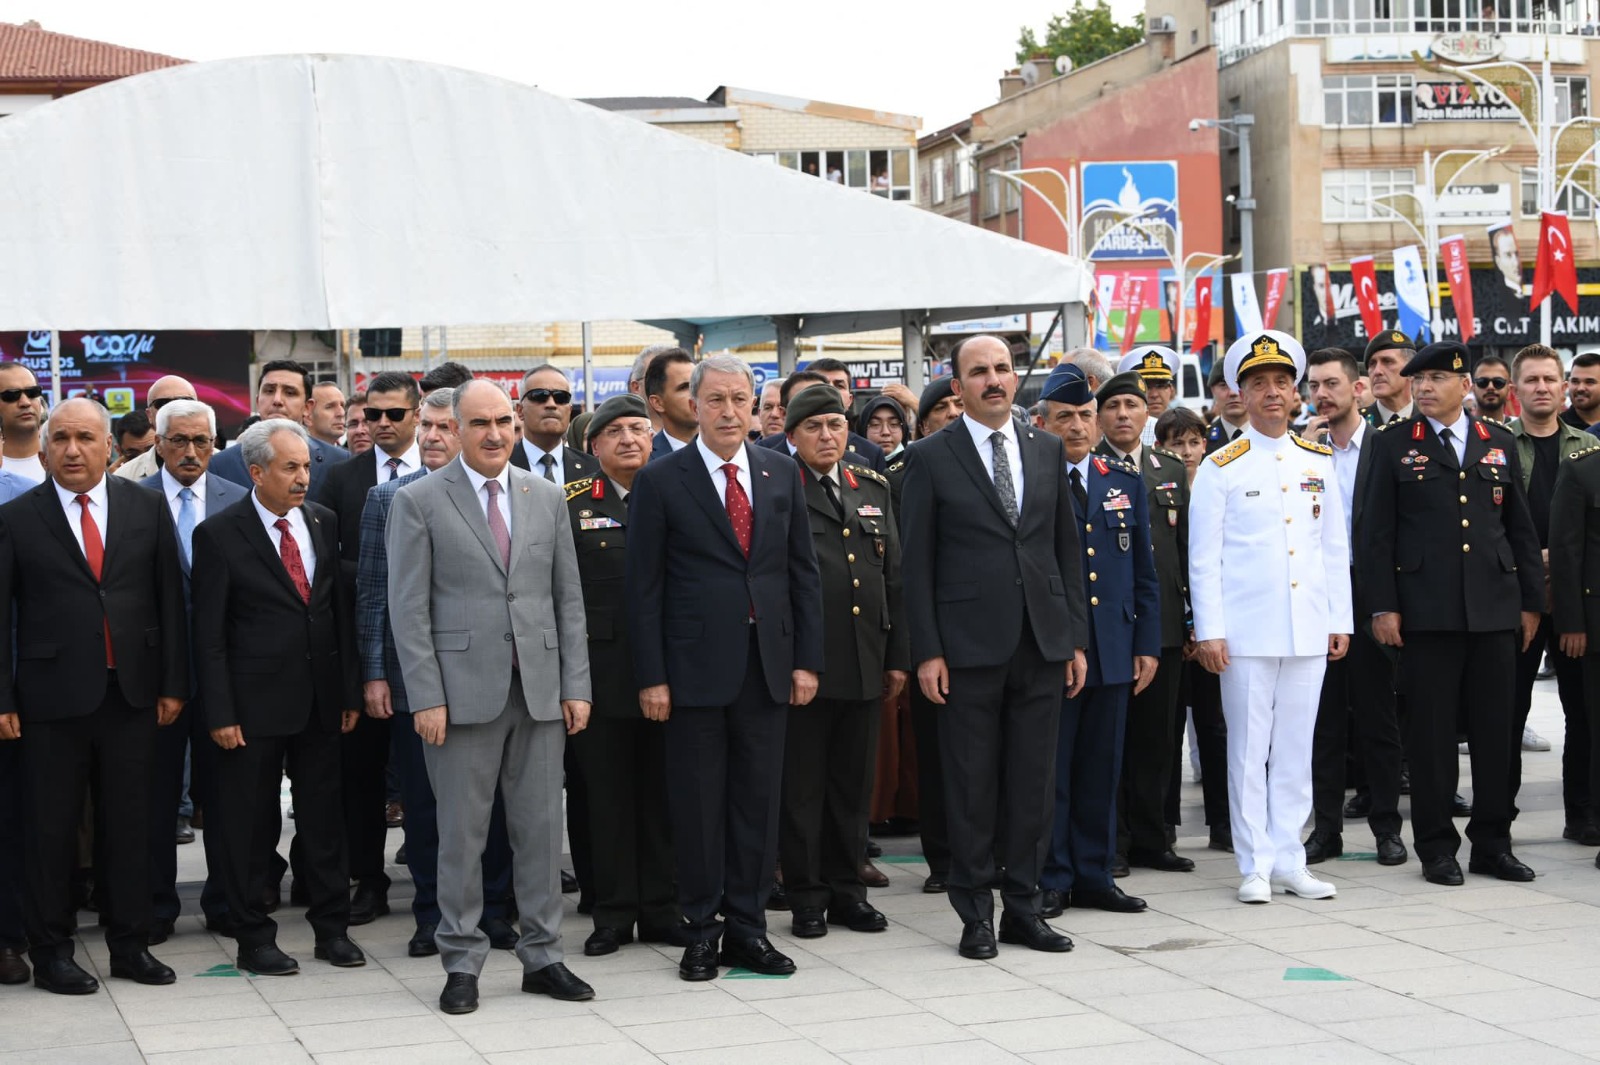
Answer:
[{"left": 114, "top": 376, "right": 200, "bottom": 482}]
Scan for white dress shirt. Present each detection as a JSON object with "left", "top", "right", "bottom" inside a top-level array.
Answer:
[
  {"left": 54, "top": 476, "right": 109, "bottom": 557},
  {"left": 697, "top": 436, "right": 752, "bottom": 506},
  {"left": 377, "top": 440, "right": 422, "bottom": 482},
  {"left": 520, "top": 440, "right": 569, "bottom": 484},
  {"left": 1375, "top": 400, "right": 1414, "bottom": 425},
  {"left": 961, "top": 413, "right": 1025, "bottom": 516},
  {"left": 666, "top": 433, "right": 690, "bottom": 452},
  {"left": 463, "top": 462, "right": 513, "bottom": 535},
  {"left": 252, "top": 490, "right": 316, "bottom": 576},
  {"left": 159, "top": 466, "right": 205, "bottom": 526},
  {"left": 1426, "top": 412, "right": 1469, "bottom": 465}
]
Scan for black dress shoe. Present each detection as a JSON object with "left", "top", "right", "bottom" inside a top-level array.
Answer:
[
  {"left": 1563, "top": 821, "right": 1600, "bottom": 846},
  {"left": 1376, "top": 834, "right": 1408, "bottom": 866},
  {"left": 1209, "top": 829, "right": 1234, "bottom": 853},
  {"left": 998, "top": 914, "right": 1073, "bottom": 952},
  {"left": 865, "top": 838, "right": 884, "bottom": 856},
  {"left": 639, "top": 923, "right": 692, "bottom": 948},
  {"left": 1468, "top": 852, "right": 1536, "bottom": 882},
  {"left": 765, "top": 880, "right": 790, "bottom": 911},
  {"left": 1110, "top": 854, "right": 1130, "bottom": 878},
  {"left": 1422, "top": 856, "right": 1465, "bottom": 886},
  {"left": 148, "top": 918, "right": 175, "bottom": 946},
  {"left": 923, "top": 874, "right": 948, "bottom": 894},
  {"left": 1071, "top": 886, "right": 1147, "bottom": 913},
  {"left": 480, "top": 916, "right": 518, "bottom": 950},
  {"left": 560, "top": 869, "right": 579, "bottom": 894},
  {"left": 679, "top": 940, "right": 719, "bottom": 981},
  {"left": 176, "top": 815, "right": 195, "bottom": 845},
  {"left": 0, "top": 946, "right": 28, "bottom": 985},
  {"left": 110, "top": 949, "right": 176, "bottom": 985},
  {"left": 721, "top": 936, "right": 796, "bottom": 975},
  {"left": 827, "top": 900, "right": 887, "bottom": 932},
  {"left": 409, "top": 924, "right": 439, "bottom": 958},
  {"left": 958, "top": 919, "right": 997, "bottom": 960},
  {"left": 1303, "top": 831, "right": 1343, "bottom": 864},
  {"left": 1127, "top": 848, "right": 1195, "bottom": 872},
  {"left": 33, "top": 956, "right": 98, "bottom": 995},
  {"left": 790, "top": 909, "right": 827, "bottom": 938},
  {"left": 314, "top": 936, "right": 366, "bottom": 967},
  {"left": 522, "top": 961, "right": 594, "bottom": 1001},
  {"left": 348, "top": 885, "right": 389, "bottom": 926},
  {"left": 585, "top": 926, "right": 634, "bottom": 955},
  {"left": 1343, "top": 790, "right": 1372, "bottom": 818},
  {"left": 439, "top": 972, "right": 478, "bottom": 1015},
  {"left": 1039, "top": 889, "right": 1065, "bottom": 919},
  {"left": 237, "top": 943, "right": 300, "bottom": 976},
  {"left": 395, "top": 844, "right": 407, "bottom": 865},
  {"left": 1453, "top": 794, "right": 1473, "bottom": 818}
]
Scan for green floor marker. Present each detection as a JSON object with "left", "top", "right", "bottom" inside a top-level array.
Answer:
[
  {"left": 722, "top": 967, "right": 791, "bottom": 980},
  {"left": 195, "top": 963, "right": 244, "bottom": 978},
  {"left": 1284, "top": 967, "right": 1350, "bottom": 981},
  {"left": 1336, "top": 852, "right": 1377, "bottom": 861},
  {"left": 877, "top": 855, "right": 928, "bottom": 865}
]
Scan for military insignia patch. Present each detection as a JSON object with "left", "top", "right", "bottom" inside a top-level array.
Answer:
[
  {"left": 1493, "top": 486, "right": 1504, "bottom": 505},
  {"left": 1210, "top": 437, "right": 1251, "bottom": 466}
]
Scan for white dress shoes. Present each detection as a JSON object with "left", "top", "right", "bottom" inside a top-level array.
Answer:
[
  {"left": 1237, "top": 873, "right": 1272, "bottom": 904},
  {"left": 1271, "top": 868, "right": 1336, "bottom": 899}
]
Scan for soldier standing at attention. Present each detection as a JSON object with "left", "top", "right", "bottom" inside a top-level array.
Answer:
[{"left": 1190, "top": 331, "right": 1352, "bottom": 905}]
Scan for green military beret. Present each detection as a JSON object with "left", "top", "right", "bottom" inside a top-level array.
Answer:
[
  {"left": 585, "top": 394, "right": 650, "bottom": 442},
  {"left": 785, "top": 385, "right": 846, "bottom": 433},
  {"left": 1095, "top": 371, "right": 1149, "bottom": 407}
]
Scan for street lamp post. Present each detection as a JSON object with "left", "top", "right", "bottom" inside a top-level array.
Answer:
[{"left": 1190, "top": 115, "right": 1255, "bottom": 277}]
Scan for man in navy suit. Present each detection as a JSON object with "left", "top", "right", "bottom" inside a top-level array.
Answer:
[
  {"left": 1034, "top": 367, "right": 1160, "bottom": 918},
  {"left": 210, "top": 359, "right": 349, "bottom": 496},
  {"left": 626, "top": 354, "right": 824, "bottom": 982},
  {"left": 645, "top": 349, "right": 698, "bottom": 461},
  {"left": 139, "top": 400, "right": 248, "bottom": 944}
]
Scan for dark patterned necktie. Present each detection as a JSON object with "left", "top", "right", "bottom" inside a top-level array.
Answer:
[{"left": 990, "top": 431, "right": 1019, "bottom": 527}]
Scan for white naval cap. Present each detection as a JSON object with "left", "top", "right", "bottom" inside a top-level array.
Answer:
[{"left": 1223, "top": 329, "right": 1305, "bottom": 393}]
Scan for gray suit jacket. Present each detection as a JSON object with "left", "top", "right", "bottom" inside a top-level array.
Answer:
[{"left": 387, "top": 455, "right": 590, "bottom": 723}]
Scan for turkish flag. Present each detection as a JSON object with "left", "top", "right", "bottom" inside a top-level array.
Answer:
[
  {"left": 1350, "top": 256, "right": 1384, "bottom": 338},
  {"left": 1531, "top": 211, "right": 1580, "bottom": 314},
  {"left": 1440, "top": 234, "right": 1476, "bottom": 342},
  {"left": 1190, "top": 276, "right": 1213, "bottom": 358},
  {"left": 1263, "top": 268, "right": 1290, "bottom": 328},
  {"left": 1121, "top": 278, "right": 1146, "bottom": 355}
]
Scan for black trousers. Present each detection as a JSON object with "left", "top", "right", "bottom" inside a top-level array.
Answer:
[
  {"left": 150, "top": 702, "right": 227, "bottom": 923},
  {"left": 570, "top": 714, "right": 677, "bottom": 933},
  {"left": 938, "top": 629, "right": 1060, "bottom": 925},
  {"left": 1312, "top": 622, "right": 1403, "bottom": 838},
  {"left": 1580, "top": 654, "right": 1600, "bottom": 831},
  {"left": 779, "top": 696, "right": 879, "bottom": 913},
  {"left": 663, "top": 632, "right": 786, "bottom": 942},
  {"left": 22, "top": 678, "right": 154, "bottom": 962},
  {"left": 339, "top": 712, "right": 391, "bottom": 893},
  {"left": 1401, "top": 631, "right": 1515, "bottom": 861},
  {"left": 0, "top": 738, "right": 26, "bottom": 949},
  {"left": 213, "top": 726, "right": 350, "bottom": 949},
  {"left": 565, "top": 742, "right": 594, "bottom": 907},
  {"left": 1173, "top": 662, "right": 1230, "bottom": 830},
  {"left": 1119, "top": 646, "right": 1182, "bottom": 854},
  {"left": 910, "top": 687, "right": 950, "bottom": 878},
  {"left": 1512, "top": 614, "right": 1589, "bottom": 823}
]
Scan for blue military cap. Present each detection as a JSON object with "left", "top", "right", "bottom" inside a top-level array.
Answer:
[{"left": 1039, "top": 362, "right": 1095, "bottom": 406}]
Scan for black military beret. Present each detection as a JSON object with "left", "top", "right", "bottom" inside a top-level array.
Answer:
[
  {"left": 917, "top": 376, "right": 957, "bottom": 426},
  {"left": 1365, "top": 329, "right": 1418, "bottom": 362},
  {"left": 785, "top": 383, "right": 847, "bottom": 432},
  {"left": 1401, "top": 340, "right": 1470, "bottom": 377},
  {"left": 585, "top": 394, "right": 649, "bottom": 441},
  {"left": 1206, "top": 359, "right": 1227, "bottom": 389},
  {"left": 1095, "top": 371, "right": 1149, "bottom": 407}
]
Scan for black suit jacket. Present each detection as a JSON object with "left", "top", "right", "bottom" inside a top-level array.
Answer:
[
  {"left": 565, "top": 472, "right": 636, "bottom": 717},
  {"left": 900, "top": 421, "right": 1088, "bottom": 668},
  {"left": 1358, "top": 414, "right": 1542, "bottom": 632},
  {"left": 0, "top": 477, "right": 188, "bottom": 720},
  {"left": 1550, "top": 446, "right": 1600, "bottom": 637},
  {"left": 209, "top": 435, "right": 349, "bottom": 498},
  {"left": 626, "top": 442, "right": 824, "bottom": 706},
  {"left": 312, "top": 450, "right": 383, "bottom": 601},
  {"left": 758, "top": 431, "right": 887, "bottom": 474},
  {"left": 191, "top": 497, "right": 359, "bottom": 738},
  {"left": 511, "top": 441, "right": 595, "bottom": 485}
]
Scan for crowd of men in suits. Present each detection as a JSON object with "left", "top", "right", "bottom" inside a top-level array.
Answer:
[{"left": 0, "top": 325, "right": 1591, "bottom": 1014}]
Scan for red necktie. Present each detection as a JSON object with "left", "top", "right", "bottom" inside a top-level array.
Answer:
[
  {"left": 274, "top": 518, "right": 312, "bottom": 604},
  {"left": 722, "top": 463, "right": 751, "bottom": 557},
  {"left": 75, "top": 494, "right": 114, "bottom": 668}
]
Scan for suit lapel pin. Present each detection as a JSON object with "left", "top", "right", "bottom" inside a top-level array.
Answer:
[
  {"left": 521, "top": 486, "right": 529, "bottom": 493},
  {"left": 761, "top": 470, "right": 770, "bottom": 477}
]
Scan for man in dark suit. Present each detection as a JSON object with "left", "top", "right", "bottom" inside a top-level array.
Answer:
[
  {"left": 563, "top": 395, "right": 681, "bottom": 956},
  {"left": 314, "top": 370, "right": 423, "bottom": 925},
  {"left": 139, "top": 399, "right": 249, "bottom": 944},
  {"left": 1359, "top": 340, "right": 1543, "bottom": 886},
  {"left": 210, "top": 359, "right": 349, "bottom": 496},
  {"left": 1548, "top": 434, "right": 1600, "bottom": 867},
  {"left": 192, "top": 419, "right": 365, "bottom": 975},
  {"left": 626, "top": 354, "right": 824, "bottom": 981},
  {"left": 777, "top": 386, "right": 908, "bottom": 940},
  {"left": 899, "top": 334, "right": 1088, "bottom": 959},
  {"left": 0, "top": 398, "right": 189, "bottom": 993},
  {"left": 756, "top": 371, "right": 887, "bottom": 474},
  {"left": 646, "top": 348, "right": 699, "bottom": 460}
]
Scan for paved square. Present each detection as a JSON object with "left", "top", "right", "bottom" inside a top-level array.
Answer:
[{"left": 4, "top": 686, "right": 1597, "bottom": 1063}]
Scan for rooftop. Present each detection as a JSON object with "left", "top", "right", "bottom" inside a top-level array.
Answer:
[{"left": 0, "top": 20, "right": 186, "bottom": 83}]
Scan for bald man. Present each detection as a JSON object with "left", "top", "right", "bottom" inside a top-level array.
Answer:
[{"left": 115, "top": 377, "right": 198, "bottom": 482}]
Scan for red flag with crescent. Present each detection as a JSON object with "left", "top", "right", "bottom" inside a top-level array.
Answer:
[
  {"left": 1440, "top": 234, "right": 1476, "bottom": 343},
  {"left": 1120, "top": 278, "right": 1146, "bottom": 355},
  {"left": 1531, "top": 211, "right": 1579, "bottom": 314},
  {"left": 1263, "top": 268, "right": 1290, "bottom": 329},
  {"left": 1189, "top": 275, "right": 1213, "bottom": 358},
  {"left": 1350, "top": 256, "right": 1383, "bottom": 338}
]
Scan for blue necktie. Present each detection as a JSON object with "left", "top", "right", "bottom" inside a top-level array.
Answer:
[{"left": 177, "top": 487, "right": 196, "bottom": 564}]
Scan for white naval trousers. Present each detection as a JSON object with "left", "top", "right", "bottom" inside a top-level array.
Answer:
[{"left": 1218, "top": 655, "right": 1327, "bottom": 878}]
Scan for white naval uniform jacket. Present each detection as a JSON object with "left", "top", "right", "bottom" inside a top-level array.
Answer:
[{"left": 1188, "top": 425, "right": 1354, "bottom": 658}]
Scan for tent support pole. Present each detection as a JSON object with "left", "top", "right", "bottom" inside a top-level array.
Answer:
[
  {"left": 49, "top": 331, "right": 61, "bottom": 408},
  {"left": 1060, "top": 302, "right": 1087, "bottom": 351},
  {"left": 774, "top": 316, "right": 799, "bottom": 376},
  {"left": 902, "top": 312, "right": 924, "bottom": 392},
  {"left": 581, "top": 322, "right": 595, "bottom": 413}
]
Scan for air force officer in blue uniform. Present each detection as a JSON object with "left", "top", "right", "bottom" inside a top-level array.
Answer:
[{"left": 1034, "top": 365, "right": 1160, "bottom": 916}]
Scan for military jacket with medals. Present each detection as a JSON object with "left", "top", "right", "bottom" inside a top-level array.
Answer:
[
  {"left": 1098, "top": 441, "right": 1189, "bottom": 649},
  {"left": 1072, "top": 453, "right": 1161, "bottom": 689},
  {"left": 564, "top": 472, "right": 637, "bottom": 716}
]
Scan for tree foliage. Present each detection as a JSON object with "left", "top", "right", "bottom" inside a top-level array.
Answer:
[{"left": 1016, "top": 1, "right": 1146, "bottom": 70}]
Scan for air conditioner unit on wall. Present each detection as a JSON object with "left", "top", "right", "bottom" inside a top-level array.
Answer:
[{"left": 1148, "top": 14, "right": 1177, "bottom": 32}]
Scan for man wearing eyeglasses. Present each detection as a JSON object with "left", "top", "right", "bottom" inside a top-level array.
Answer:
[
  {"left": 1473, "top": 356, "right": 1512, "bottom": 423},
  {"left": 211, "top": 360, "right": 349, "bottom": 497},
  {"left": 0, "top": 362, "right": 47, "bottom": 485},
  {"left": 139, "top": 399, "right": 247, "bottom": 945},
  {"left": 313, "top": 369, "right": 423, "bottom": 927},
  {"left": 511, "top": 365, "right": 595, "bottom": 488},
  {"left": 114, "top": 377, "right": 200, "bottom": 483}
]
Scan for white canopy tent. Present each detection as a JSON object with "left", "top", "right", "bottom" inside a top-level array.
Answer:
[{"left": 0, "top": 54, "right": 1092, "bottom": 389}]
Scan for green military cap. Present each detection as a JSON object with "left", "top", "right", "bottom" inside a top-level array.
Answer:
[
  {"left": 585, "top": 394, "right": 649, "bottom": 442},
  {"left": 785, "top": 384, "right": 846, "bottom": 433},
  {"left": 1095, "top": 371, "right": 1149, "bottom": 407}
]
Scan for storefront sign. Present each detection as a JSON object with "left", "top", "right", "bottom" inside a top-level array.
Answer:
[
  {"left": 1414, "top": 81, "right": 1521, "bottom": 121},
  {"left": 1431, "top": 31, "right": 1505, "bottom": 64}
]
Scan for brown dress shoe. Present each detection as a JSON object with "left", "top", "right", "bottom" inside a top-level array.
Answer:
[
  {"left": 859, "top": 860, "right": 889, "bottom": 888},
  {"left": 0, "top": 946, "right": 28, "bottom": 985}
]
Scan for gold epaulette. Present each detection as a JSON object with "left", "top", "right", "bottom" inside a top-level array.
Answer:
[
  {"left": 845, "top": 462, "right": 887, "bottom": 486},
  {"left": 1290, "top": 433, "right": 1333, "bottom": 456},
  {"left": 1151, "top": 445, "right": 1182, "bottom": 464},
  {"left": 1209, "top": 437, "right": 1250, "bottom": 467},
  {"left": 1376, "top": 418, "right": 1401, "bottom": 431},
  {"left": 1109, "top": 456, "right": 1140, "bottom": 476},
  {"left": 886, "top": 460, "right": 905, "bottom": 474},
  {"left": 1569, "top": 443, "right": 1600, "bottom": 461},
  {"left": 564, "top": 477, "right": 594, "bottom": 501}
]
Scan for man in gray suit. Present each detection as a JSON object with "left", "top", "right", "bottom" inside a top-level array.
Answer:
[{"left": 388, "top": 380, "right": 594, "bottom": 1016}]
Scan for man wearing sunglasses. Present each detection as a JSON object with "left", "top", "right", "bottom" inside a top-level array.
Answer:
[
  {"left": 211, "top": 360, "right": 349, "bottom": 497},
  {"left": 114, "top": 376, "right": 199, "bottom": 483},
  {"left": 0, "top": 363, "right": 46, "bottom": 485},
  {"left": 1473, "top": 356, "right": 1511, "bottom": 423},
  {"left": 511, "top": 365, "right": 594, "bottom": 488}
]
